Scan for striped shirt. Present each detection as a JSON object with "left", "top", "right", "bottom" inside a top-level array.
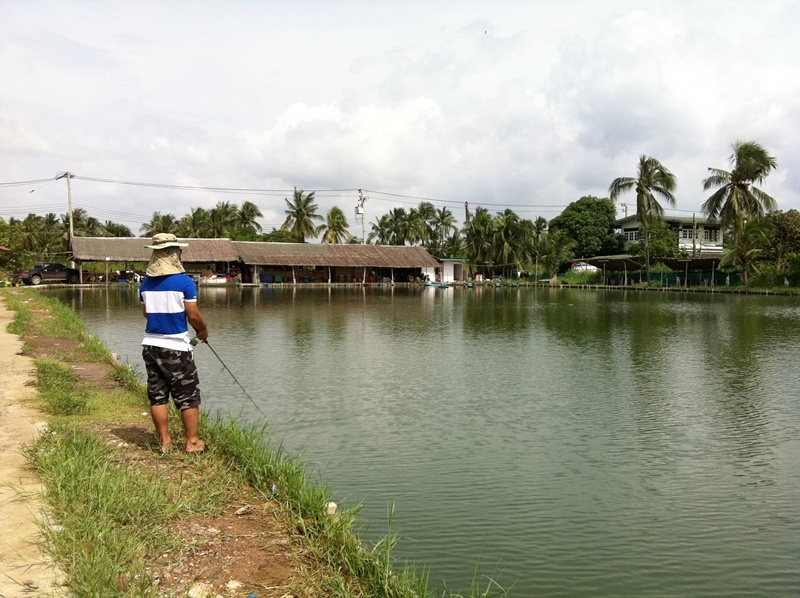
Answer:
[{"left": 139, "top": 274, "right": 198, "bottom": 351}]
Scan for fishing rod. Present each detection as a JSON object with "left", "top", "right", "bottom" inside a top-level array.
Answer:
[{"left": 192, "top": 338, "right": 269, "bottom": 419}]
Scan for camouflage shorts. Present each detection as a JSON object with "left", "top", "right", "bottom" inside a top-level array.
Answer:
[{"left": 142, "top": 345, "right": 201, "bottom": 410}]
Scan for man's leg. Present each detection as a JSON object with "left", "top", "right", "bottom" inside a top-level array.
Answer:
[
  {"left": 181, "top": 407, "right": 205, "bottom": 453},
  {"left": 150, "top": 404, "right": 171, "bottom": 452}
]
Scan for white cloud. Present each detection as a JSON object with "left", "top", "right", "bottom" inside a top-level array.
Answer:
[{"left": 1, "top": 0, "right": 798, "bottom": 233}]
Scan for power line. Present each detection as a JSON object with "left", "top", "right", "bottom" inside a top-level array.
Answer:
[{"left": 0, "top": 177, "right": 58, "bottom": 187}]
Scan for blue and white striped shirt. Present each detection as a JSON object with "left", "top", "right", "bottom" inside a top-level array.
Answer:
[{"left": 140, "top": 274, "right": 198, "bottom": 351}]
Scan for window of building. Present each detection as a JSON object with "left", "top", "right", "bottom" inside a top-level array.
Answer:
[
  {"left": 624, "top": 230, "right": 638, "bottom": 242},
  {"left": 704, "top": 228, "right": 719, "bottom": 242}
]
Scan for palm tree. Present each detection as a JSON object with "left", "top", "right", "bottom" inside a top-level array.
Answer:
[
  {"left": 537, "top": 229, "right": 576, "bottom": 280},
  {"left": 141, "top": 212, "right": 179, "bottom": 237},
  {"left": 368, "top": 214, "right": 393, "bottom": 245},
  {"left": 102, "top": 221, "right": 133, "bottom": 237},
  {"left": 430, "top": 207, "right": 457, "bottom": 255},
  {"left": 176, "top": 207, "right": 210, "bottom": 238},
  {"left": 208, "top": 201, "right": 239, "bottom": 238},
  {"left": 236, "top": 201, "right": 263, "bottom": 237},
  {"left": 407, "top": 202, "right": 435, "bottom": 246},
  {"left": 281, "top": 188, "right": 323, "bottom": 242},
  {"left": 320, "top": 206, "right": 350, "bottom": 244},
  {"left": 385, "top": 207, "right": 409, "bottom": 245},
  {"left": 609, "top": 155, "right": 677, "bottom": 283},
  {"left": 702, "top": 140, "right": 777, "bottom": 284}
]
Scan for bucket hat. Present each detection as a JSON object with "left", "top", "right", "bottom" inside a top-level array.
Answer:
[{"left": 145, "top": 233, "right": 188, "bottom": 249}]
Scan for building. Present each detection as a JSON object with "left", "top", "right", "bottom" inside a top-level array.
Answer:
[
  {"left": 614, "top": 215, "right": 724, "bottom": 256},
  {"left": 69, "top": 237, "right": 441, "bottom": 284}
]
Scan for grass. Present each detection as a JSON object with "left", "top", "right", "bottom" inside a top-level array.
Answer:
[{"left": 2, "top": 288, "right": 509, "bottom": 598}]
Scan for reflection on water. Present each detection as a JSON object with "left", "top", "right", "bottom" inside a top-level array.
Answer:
[{"left": 52, "top": 286, "right": 800, "bottom": 596}]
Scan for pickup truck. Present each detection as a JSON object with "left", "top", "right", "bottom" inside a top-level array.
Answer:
[{"left": 14, "top": 262, "right": 81, "bottom": 285}]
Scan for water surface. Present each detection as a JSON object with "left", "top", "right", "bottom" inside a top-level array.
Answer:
[{"left": 54, "top": 286, "right": 800, "bottom": 596}]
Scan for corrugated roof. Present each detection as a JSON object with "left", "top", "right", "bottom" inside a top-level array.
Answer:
[
  {"left": 71, "top": 237, "right": 239, "bottom": 262},
  {"left": 70, "top": 237, "right": 440, "bottom": 268}
]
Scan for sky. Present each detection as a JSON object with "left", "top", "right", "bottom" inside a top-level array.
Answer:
[{"left": 2, "top": 0, "right": 799, "bottom": 239}]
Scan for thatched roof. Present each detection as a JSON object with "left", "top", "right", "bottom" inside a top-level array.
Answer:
[
  {"left": 70, "top": 237, "right": 440, "bottom": 269},
  {"left": 71, "top": 237, "right": 239, "bottom": 263},
  {"left": 234, "top": 242, "right": 439, "bottom": 268}
]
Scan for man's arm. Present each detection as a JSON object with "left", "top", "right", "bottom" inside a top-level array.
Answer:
[{"left": 185, "top": 302, "right": 208, "bottom": 342}]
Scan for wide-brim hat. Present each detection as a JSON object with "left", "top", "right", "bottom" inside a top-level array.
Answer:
[{"left": 145, "top": 233, "right": 189, "bottom": 249}]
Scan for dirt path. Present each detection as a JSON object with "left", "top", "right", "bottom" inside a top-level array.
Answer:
[{"left": 0, "top": 301, "right": 65, "bottom": 597}]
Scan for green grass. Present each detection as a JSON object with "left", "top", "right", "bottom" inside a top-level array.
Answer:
[
  {"left": 24, "top": 425, "right": 177, "bottom": 596},
  {"left": 33, "top": 358, "right": 90, "bottom": 415}
]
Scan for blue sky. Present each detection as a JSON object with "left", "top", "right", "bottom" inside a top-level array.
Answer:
[{"left": 2, "top": 0, "right": 798, "bottom": 237}]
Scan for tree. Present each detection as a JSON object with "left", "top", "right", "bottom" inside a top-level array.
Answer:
[
  {"left": 549, "top": 196, "right": 623, "bottom": 258},
  {"left": 176, "top": 208, "right": 210, "bottom": 238},
  {"left": 762, "top": 210, "right": 800, "bottom": 271},
  {"left": 236, "top": 201, "right": 263, "bottom": 237},
  {"left": 536, "top": 229, "right": 576, "bottom": 280},
  {"left": 368, "top": 214, "right": 393, "bottom": 245},
  {"left": 626, "top": 220, "right": 678, "bottom": 261},
  {"left": 208, "top": 201, "right": 239, "bottom": 238},
  {"left": 385, "top": 207, "right": 409, "bottom": 245},
  {"left": 281, "top": 188, "right": 322, "bottom": 243},
  {"left": 718, "top": 217, "right": 772, "bottom": 285},
  {"left": 141, "top": 212, "right": 179, "bottom": 237},
  {"left": 320, "top": 206, "right": 350, "bottom": 244},
  {"left": 259, "top": 228, "right": 296, "bottom": 243},
  {"left": 429, "top": 207, "right": 457, "bottom": 256},
  {"left": 102, "top": 221, "right": 133, "bottom": 237},
  {"left": 702, "top": 140, "right": 777, "bottom": 284},
  {"left": 609, "top": 155, "right": 677, "bottom": 283}
]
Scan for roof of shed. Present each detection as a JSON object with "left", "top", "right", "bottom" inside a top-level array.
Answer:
[
  {"left": 70, "top": 237, "right": 439, "bottom": 268},
  {"left": 70, "top": 237, "right": 239, "bottom": 263},
  {"left": 233, "top": 241, "right": 439, "bottom": 267}
]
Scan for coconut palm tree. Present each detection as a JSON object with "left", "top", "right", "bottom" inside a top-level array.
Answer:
[
  {"left": 236, "top": 201, "right": 263, "bottom": 237},
  {"left": 609, "top": 155, "right": 677, "bottom": 283},
  {"left": 368, "top": 214, "right": 393, "bottom": 245},
  {"left": 320, "top": 206, "right": 350, "bottom": 244},
  {"left": 384, "top": 207, "right": 409, "bottom": 245},
  {"left": 208, "top": 201, "right": 239, "bottom": 238},
  {"left": 702, "top": 140, "right": 777, "bottom": 284},
  {"left": 102, "top": 221, "right": 133, "bottom": 237},
  {"left": 281, "top": 188, "right": 323, "bottom": 243},
  {"left": 536, "top": 229, "right": 576, "bottom": 280},
  {"left": 429, "top": 207, "right": 457, "bottom": 255},
  {"left": 176, "top": 207, "right": 210, "bottom": 238},
  {"left": 141, "top": 212, "right": 179, "bottom": 237}
]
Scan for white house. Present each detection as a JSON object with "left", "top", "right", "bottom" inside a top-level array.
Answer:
[
  {"left": 422, "top": 258, "right": 469, "bottom": 283},
  {"left": 614, "top": 215, "right": 724, "bottom": 255}
]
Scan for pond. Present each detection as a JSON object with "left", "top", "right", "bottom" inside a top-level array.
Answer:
[{"left": 52, "top": 285, "right": 800, "bottom": 596}]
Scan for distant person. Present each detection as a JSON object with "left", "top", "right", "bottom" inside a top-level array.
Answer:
[{"left": 139, "top": 233, "right": 208, "bottom": 454}]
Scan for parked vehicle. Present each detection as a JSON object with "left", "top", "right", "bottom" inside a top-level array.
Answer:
[{"left": 14, "top": 262, "right": 80, "bottom": 285}]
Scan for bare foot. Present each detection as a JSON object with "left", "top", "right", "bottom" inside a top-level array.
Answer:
[
  {"left": 160, "top": 436, "right": 172, "bottom": 454},
  {"left": 185, "top": 439, "right": 205, "bottom": 453}
]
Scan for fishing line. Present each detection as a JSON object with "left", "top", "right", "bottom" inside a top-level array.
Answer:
[{"left": 194, "top": 339, "right": 269, "bottom": 419}]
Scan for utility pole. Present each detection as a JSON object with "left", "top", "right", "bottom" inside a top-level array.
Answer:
[
  {"left": 621, "top": 203, "right": 628, "bottom": 217},
  {"left": 57, "top": 172, "right": 75, "bottom": 241},
  {"left": 356, "top": 189, "right": 367, "bottom": 244}
]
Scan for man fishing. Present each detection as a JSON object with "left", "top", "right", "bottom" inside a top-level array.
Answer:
[{"left": 139, "top": 233, "right": 208, "bottom": 454}]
